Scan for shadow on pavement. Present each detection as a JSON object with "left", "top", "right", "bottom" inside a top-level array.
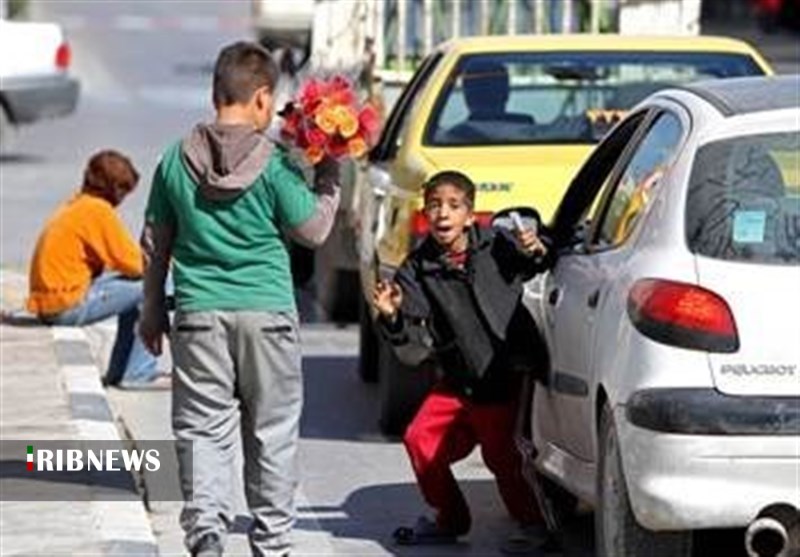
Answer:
[
  {"left": 0, "top": 459, "right": 139, "bottom": 500},
  {"left": 300, "top": 355, "right": 386, "bottom": 443}
]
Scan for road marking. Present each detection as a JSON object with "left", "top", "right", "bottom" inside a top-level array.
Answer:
[{"left": 59, "top": 14, "right": 249, "bottom": 34}]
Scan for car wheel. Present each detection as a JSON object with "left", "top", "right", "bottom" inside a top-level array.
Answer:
[
  {"left": 596, "top": 405, "right": 692, "bottom": 557},
  {"left": 377, "top": 334, "right": 433, "bottom": 437},
  {"left": 0, "top": 104, "right": 14, "bottom": 154},
  {"left": 357, "top": 296, "right": 378, "bottom": 383}
]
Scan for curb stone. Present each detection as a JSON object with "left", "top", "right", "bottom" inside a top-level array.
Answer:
[
  {"left": 1, "top": 269, "right": 159, "bottom": 555},
  {"left": 52, "top": 328, "right": 160, "bottom": 556}
]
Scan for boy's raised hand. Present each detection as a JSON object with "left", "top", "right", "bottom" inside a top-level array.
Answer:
[
  {"left": 510, "top": 211, "right": 547, "bottom": 257},
  {"left": 372, "top": 280, "right": 403, "bottom": 320},
  {"left": 517, "top": 227, "right": 547, "bottom": 257}
]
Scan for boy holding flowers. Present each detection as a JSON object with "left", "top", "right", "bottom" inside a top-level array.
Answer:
[{"left": 139, "top": 41, "right": 340, "bottom": 557}]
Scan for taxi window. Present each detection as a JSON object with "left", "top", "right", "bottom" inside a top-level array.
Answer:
[
  {"left": 424, "top": 51, "right": 762, "bottom": 147},
  {"left": 686, "top": 132, "right": 800, "bottom": 264},
  {"left": 371, "top": 53, "right": 442, "bottom": 161},
  {"left": 595, "top": 112, "right": 683, "bottom": 248}
]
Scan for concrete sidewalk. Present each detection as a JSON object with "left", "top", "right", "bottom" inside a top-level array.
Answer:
[{"left": 0, "top": 269, "right": 158, "bottom": 556}]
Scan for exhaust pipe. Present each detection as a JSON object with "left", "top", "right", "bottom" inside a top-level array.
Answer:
[{"left": 745, "top": 503, "right": 800, "bottom": 557}]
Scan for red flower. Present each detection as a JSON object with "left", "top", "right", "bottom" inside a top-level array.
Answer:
[
  {"left": 280, "top": 74, "right": 382, "bottom": 165},
  {"left": 358, "top": 104, "right": 380, "bottom": 144},
  {"left": 305, "top": 125, "right": 327, "bottom": 147},
  {"left": 327, "top": 135, "right": 349, "bottom": 158}
]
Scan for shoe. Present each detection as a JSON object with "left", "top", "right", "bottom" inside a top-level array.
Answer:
[
  {"left": 115, "top": 372, "right": 172, "bottom": 390},
  {"left": 191, "top": 533, "right": 223, "bottom": 557},
  {"left": 393, "top": 516, "right": 460, "bottom": 546},
  {"left": 500, "top": 523, "right": 552, "bottom": 555}
]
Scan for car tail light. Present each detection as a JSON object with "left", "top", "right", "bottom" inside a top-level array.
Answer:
[
  {"left": 627, "top": 278, "right": 739, "bottom": 353},
  {"left": 55, "top": 42, "right": 71, "bottom": 70},
  {"left": 409, "top": 210, "right": 494, "bottom": 247},
  {"left": 410, "top": 210, "right": 429, "bottom": 238}
]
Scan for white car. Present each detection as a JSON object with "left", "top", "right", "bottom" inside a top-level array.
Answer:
[
  {"left": 0, "top": 8, "right": 79, "bottom": 149},
  {"left": 519, "top": 75, "right": 800, "bottom": 557}
]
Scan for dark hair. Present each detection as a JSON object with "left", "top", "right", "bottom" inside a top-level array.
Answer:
[
  {"left": 213, "top": 41, "right": 279, "bottom": 106},
  {"left": 462, "top": 59, "right": 510, "bottom": 111},
  {"left": 81, "top": 150, "right": 139, "bottom": 206},
  {"left": 423, "top": 170, "right": 476, "bottom": 208}
]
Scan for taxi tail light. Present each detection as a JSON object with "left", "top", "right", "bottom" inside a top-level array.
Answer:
[
  {"left": 55, "top": 42, "right": 71, "bottom": 70},
  {"left": 627, "top": 279, "right": 739, "bottom": 353},
  {"left": 409, "top": 210, "right": 493, "bottom": 247}
]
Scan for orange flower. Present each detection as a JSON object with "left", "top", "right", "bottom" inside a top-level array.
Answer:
[
  {"left": 314, "top": 106, "right": 338, "bottom": 135},
  {"left": 305, "top": 144, "right": 325, "bottom": 165},
  {"left": 334, "top": 105, "right": 359, "bottom": 138},
  {"left": 347, "top": 136, "right": 368, "bottom": 158}
]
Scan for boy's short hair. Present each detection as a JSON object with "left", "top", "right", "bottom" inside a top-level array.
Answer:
[
  {"left": 423, "top": 170, "right": 476, "bottom": 208},
  {"left": 213, "top": 41, "right": 279, "bottom": 107},
  {"left": 81, "top": 150, "right": 139, "bottom": 204}
]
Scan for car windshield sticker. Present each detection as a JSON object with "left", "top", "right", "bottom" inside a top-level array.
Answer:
[{"left": 733, "top": 210, "right": 767, "bottom": 243}]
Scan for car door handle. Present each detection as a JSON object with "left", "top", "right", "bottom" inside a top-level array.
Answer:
[
  {"left": 548, "top": 288, "right": 560, "bottom": 306},
  {"left": 587, "top": 289, "right": 600, "bottom": 309}
]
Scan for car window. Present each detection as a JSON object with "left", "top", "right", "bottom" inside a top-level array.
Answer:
[
  {"left": 423, "top": 51, "right": 762, "bottom": 147},
  {"left": 686, "top": 132, "right": 800, "bottom": 264},
  {"left": 594, "top": 112, "right": 683, "bottom": 248},
  {"left": 371, "top": 53, "right": 442, "bottom": 161},
  {"left": 550, "top": 111, "right": 649, "bottom": 248}
]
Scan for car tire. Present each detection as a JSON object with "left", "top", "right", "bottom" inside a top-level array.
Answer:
[
  {"left": 357, "top": 296, "right": 379, "bottom": 383},
  {"left": 0, "top": 104, "right": 14, "bottom": 155},
  {"left": 596, "top": 404, "right": 692, "bottom": 557},
  {"left": 377, "top": 334, "right": 433, "bottom": 437}
]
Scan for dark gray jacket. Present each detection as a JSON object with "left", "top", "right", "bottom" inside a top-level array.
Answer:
[{"left": 380, "top": 225, "right": 551, "bottom": 402}]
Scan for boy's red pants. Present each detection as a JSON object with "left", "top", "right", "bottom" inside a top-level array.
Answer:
[{"left": 403, "top": 384, "right": 542, "bottom": 535}]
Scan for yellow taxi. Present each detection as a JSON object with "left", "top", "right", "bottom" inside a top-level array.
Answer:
[{"left": 355, "top": 34, "right": 773, "bottom": 434}]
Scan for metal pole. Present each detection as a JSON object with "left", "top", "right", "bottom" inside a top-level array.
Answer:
[
  {"left": 372, "top": 0, "right": 385, "bottom": 70},
  {"left": 562, "top": 0, "right": 572, "bottom": 33},
  {"left": 533, "top": 0, "right": 544, "bottom": 34},
  {"left": 398, "top": 0, "right": 406, "bottom": 71},
  {"left": 423, "top": 0, "right": 434, "bottom": 54},
  {"left": 451, "top": 0, "right": 460, "bottom": 38},
  {"left": 590, "top": 0, "right": 601, "bottom": 33},
  {"left": 507, "top": 0, "right": 517, "bottom": 35},
  {"left": 480, "top": 0, "right": 490, "bottom": 35}
]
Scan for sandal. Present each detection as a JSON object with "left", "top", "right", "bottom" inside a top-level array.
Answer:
[{"left": 393, "top": 516, "right": 459, "bottom": 546}]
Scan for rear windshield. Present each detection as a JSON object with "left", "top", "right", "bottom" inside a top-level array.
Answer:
[
  {"left": 424, "top": 51, "right": 764, "bottom": 146},
  {"left": 686, "top": 132, "right": 800, "bottom": 265}
]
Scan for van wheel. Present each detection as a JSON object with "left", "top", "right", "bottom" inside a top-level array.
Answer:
[
  {"left": 357, "top": 297, "right": 378, "bottom": 383},
  {"left": 377, "top": 335, "right": 432, "bottom": 437},
  {"left": 596, "top": 405, "right": 692, "bottom": 557}
]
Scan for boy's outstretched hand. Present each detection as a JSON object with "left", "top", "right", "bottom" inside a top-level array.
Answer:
[
  {"left": 516, "top": 227, "right": 548, "bottom": 257},
  {"left": 372, "top": 280, "right": 403, "bottom": 320}
]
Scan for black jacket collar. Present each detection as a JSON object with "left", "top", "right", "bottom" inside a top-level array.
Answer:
[{"left": 418, "top": 226, "right": 493, "bottom": 273}]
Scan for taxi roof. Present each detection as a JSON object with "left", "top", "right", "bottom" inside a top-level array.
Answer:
[{"left": 438, "top": 34, "right": 767, "bottom": 58}]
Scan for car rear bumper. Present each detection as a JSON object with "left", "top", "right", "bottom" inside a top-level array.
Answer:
[
  {"left": 1, "top": 74, "right": 79, "bottom": 124},
  {"left": 615, "top": 404, "right": 800, "bottom": 531}
]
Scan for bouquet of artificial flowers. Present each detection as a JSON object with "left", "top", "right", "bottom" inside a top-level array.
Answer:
[{"left": 279, "top": 75, "right": 380, "bottom": 165}]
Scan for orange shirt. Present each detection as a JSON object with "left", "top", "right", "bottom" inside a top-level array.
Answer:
[{"left": 26, "top": 193, "right": 143, "bottom": 316}]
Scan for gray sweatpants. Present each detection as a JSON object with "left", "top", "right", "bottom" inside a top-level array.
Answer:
[{"left": 171, "top": 309, "right": 302, "bottom": 557}]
